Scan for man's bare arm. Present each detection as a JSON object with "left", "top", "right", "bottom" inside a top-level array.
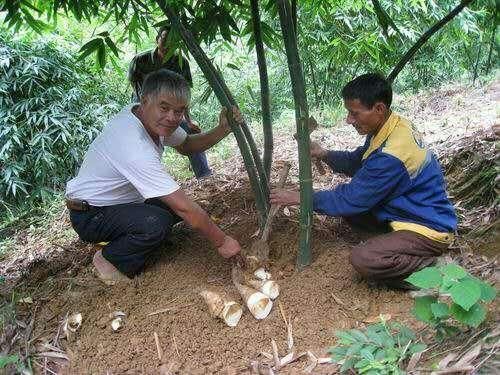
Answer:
[
  {"left": 160, "top": 189, "right": 240, "bottom": 257},
  {"left": 175, "top": 107, "right": 241, "bottom": 155}
]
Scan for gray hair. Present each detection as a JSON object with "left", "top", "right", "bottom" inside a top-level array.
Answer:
[{"left": 141, "top": 69, "right": 191, "bottom": 103}]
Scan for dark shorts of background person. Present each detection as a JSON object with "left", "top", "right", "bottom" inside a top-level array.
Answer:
[
  {"left": 69, "top": 198, "right": 182, "bottom": 278},
  {"left": 345, "top": 212, "right": 449, "bottom": 289}
]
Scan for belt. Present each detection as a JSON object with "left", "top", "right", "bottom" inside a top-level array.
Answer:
[{"left": 65, "top": 199, "right": 97, "bottom": 212}]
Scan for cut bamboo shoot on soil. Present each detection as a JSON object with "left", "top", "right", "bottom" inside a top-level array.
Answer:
[
  {"left": 232, "top": 268, "right": 273, "bottom": 319},
  {"left": 254, "top": 267, "right": 271, "bottom": 280},
  {"left": 199, "top": 290, "right": 243, "bottom": 327}
]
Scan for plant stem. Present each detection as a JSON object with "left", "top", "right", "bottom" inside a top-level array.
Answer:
[
  {"left": 250, "top": 0, "right": 273, "bottom": 181},
  {"left": 388, "top": 0, "right": 476, "bottom": 82},
  {"left": 276, "top": 0, "right": 313, "bottom": 269}
]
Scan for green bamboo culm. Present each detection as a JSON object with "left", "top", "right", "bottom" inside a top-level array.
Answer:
[
  {"left": 214, "top": 67, "right": 270, "bottom": 200},
  {"left": 157, "top": 1, "right": 269, "bottom": 226},
  {"left": 276, "top": 0, "right": 313, "bottom": 268},
  {"left": 388, "top": 0, "right": 475, "bottom": 82},
  {"left": 250, "top": 0, "right": 273, "bottom": 180}
]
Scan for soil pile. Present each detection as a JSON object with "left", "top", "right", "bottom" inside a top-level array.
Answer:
[{"left": 29, "top": 179, "right": 415, "bottom": 374}]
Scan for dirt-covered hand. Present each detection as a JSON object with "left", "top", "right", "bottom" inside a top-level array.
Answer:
[
  {"left": 218, "top": 106, "right": 243, "bottom": 134},
  {"left": 217, "top": 235, "right": 241, "bottom": 259},
  {"left": 269, "top": 188, "right": 300, "bottom": 206},
  {"left": 310, "top": 141, "right": 327, "bottom": 160}
]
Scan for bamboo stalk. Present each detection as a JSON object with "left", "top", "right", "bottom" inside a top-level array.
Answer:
[
  {"left": 158, "top": 1, "right": 268, "bottom": 226},
  {"left": 388, "top": 0, "right": 475, "bottom": 82},
  {"left": 260, "top": 161, "right": 291, "bottom": 243},
  {"left": 250, "top": 0, "right": 274, "bottom": 180},
  {"left": 276, "top": 0, "right": 313, "bottom": 268}
]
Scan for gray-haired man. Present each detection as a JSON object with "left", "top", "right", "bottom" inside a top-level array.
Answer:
[{"left": 65, "top": 69, "right": 241, "bottom": 284}]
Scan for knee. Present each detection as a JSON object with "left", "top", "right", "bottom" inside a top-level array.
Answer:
[
  {"left": 350, "top": 245, "right": 373, "bottom": 278},
  {"left": 141, "top": 213, "right": 173, "bottom": 244}
]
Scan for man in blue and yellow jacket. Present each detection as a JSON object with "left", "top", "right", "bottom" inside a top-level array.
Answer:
[{"left": 270, "top": 73, "right": 457, "bottom": 289}]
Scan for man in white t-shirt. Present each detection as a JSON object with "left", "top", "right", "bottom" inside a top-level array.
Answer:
[{"left": 65, "top": 69, "right": 242, "bottom": 284}]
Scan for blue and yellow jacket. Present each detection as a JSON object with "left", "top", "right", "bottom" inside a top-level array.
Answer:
[{"left": 312, "top": 112, "right": 457, "bottom": 243}]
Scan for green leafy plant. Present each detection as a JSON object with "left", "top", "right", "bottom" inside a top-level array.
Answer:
[
  {"left": 0, "top": 355, "right": 20, "bottom": 369},
  {"left": 406, "top": 264, "right": 496, "bottom": 339},
  {"left": 329, "top": 319, "right": 426, "bottom": 374},
  {"left": 0, "top": 29, "right": 128, "bottom": 205}
]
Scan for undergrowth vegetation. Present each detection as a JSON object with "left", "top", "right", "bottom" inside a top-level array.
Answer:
[{"left": 0, "top": 30, "right": 128, "bottom": 222}]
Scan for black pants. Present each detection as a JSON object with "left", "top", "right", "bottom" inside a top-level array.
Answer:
[{"left": 69, "top": 199, "right": 181, "bottom": 277}]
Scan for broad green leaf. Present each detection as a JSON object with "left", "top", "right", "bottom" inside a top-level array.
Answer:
[
  {"left": 431, "top": 302, "right": 450, "bottom": 318},
  {"left": 478, "top": 281, "right": 496, "bottom": 302},
  {"left": 340, "top": 356, "right": 357, "bottom": 372},
  {"left": 412, "top": 296, "right": 436, "bottom": 323},
  {"left": 450, "top": 303, "right": 486, "bottom": 328},
  {"left": 350, "top": 329, "right": 368, "bottom": 342},
  {"left": 336, "top": 331, "right": 356, "bottom": 345},
  {"left": 346, "top": 342, "right": 363, "bottom": 357},
  {"left": 405, "top": 267, "right": 442, "bottom": 289},
  {"left": 96, "top": 43, "right": 106, "bottom": 69},
  {"left": 104, "top": 37, "right": 119, "bottom": 57},
  {"left": 409, "top": 343, "right": 426, "bottom": 354},
  {"left": 360, "top": 348, "right": 375, "bottom": 360},
  {"left": 439, "top": 264, "right": 467, "bottom": 280},
  {"left": 449, "top": 279, "right": 481, "bottom": 311}
]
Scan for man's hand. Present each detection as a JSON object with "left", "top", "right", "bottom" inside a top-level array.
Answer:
[
  {"left": 217, "top": 235, "right": 242, "bottom": 258},
  {"left": 219, "top": 106, "right": 243, "bottom": 134},
  {"left": 310, "top": 141, "right": 327, "bottom": 160},
  {"left": 269, "top": 188, "right": 300, "bottom": 206},
  {"left": 188, "top": 119, "right": 201, "bottom": 134}
]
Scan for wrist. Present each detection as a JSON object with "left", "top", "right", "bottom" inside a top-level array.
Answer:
[{"left": 212, "top": 231, "right": 226, "bottom": 248}]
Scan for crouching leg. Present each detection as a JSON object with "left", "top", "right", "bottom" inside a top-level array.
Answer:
[{"left": 349, "top": 230, "right": 448, "bottom": 289}]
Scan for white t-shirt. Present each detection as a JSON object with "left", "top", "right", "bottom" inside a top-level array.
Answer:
[{"left": 66, "top": 104, "right": 187, "bottom": 206}]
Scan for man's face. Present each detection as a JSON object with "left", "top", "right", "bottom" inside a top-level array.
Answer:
[
  {"left": 157, "top": 30, "right": 169, "bottom": 55},
  {"left": 344, "top": 98, "right": 386, "bottom": 136},
  {"left": 140, "top": 93, "right": 187, "bottom": 138}
]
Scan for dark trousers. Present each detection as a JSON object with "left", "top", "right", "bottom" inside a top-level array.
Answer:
[
  {"left": 179, "top": 121, "right": 212, "bottom": 179},
  {"left": 346, "top": 213, "right": 449, "bottom": 288},
  {"left": 69, "top": 199, "right": 181, "bottom": 277}
]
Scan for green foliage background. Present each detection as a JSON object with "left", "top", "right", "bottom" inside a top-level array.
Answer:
[{"left": 0, "top": 29, "right": 129, "bottom": 210}]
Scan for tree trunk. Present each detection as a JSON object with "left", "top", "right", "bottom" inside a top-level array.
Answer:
[
  {"left": 250, "top": 0, "right": 273, "bottom": 181},
  {"left": 276, "top": 0, "right": 313, "bottom": 269},
  {"left": 157, "top": 1, "right": 269, "bottom": 225},
  {"left": 388, "top": 0, "right": 475, "bottom": 83}
]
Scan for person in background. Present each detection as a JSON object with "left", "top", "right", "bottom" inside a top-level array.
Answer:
[{"left": 128, "top": 26, "right": 212, "bottom": 179}]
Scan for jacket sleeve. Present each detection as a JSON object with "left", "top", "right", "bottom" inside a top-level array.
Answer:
[
  {"left": 323, "top": 137, "right": 370, "bottom": 177},
  {"left": 312, "top": 152, "right": 410, "bottom": 217}
]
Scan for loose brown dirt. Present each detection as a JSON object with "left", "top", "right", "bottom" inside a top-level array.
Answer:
[{"left": 28, "top": 180, "right": 416, "bottom": 374}]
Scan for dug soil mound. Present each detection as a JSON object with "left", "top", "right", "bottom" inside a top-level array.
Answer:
[{"left": 28, "top": 177, "right": 416, "bottom": 374}]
